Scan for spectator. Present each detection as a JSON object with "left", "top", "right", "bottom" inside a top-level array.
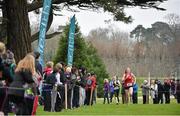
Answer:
[
  {"left": 109, "top": 76, "right": 115, "bottom": 103},
  {"left": 39, "top": 61, "right": 54, "bottom": 105},
  {"left": 164, "top": 79, "right": 171, "bottom": 104},
  {"left": 43, "top": 61, "right": 54, "bottom": 80},
  {"left": 113, "top": 76, "right": 120, "bottom": 104},
  {"left": 85, "top": 72, "right": 96, "bottom": 106},
  {"left": 8, "top": 54, "right": 36, "bottom": 115},
  {"left": 51, "top": 63, "right": 63, "bottom": 112},
  {"left": 157, "top": 80, "right": 164, "bottom": 104},
  {"left": 141, "top": 80, "right": 149, "bottom": 104},
  {"left": 175, "top": 79, "right": 180, "bottom": 103},
  {"left": 103, "top": 79, "right": 109, "bottom": 104},
  {"left": 64, "top": 67, "right": 73, "bottom": 109},
  {"left": 132, "top": 83, "right": 138, "bottom": 104},
  {"left": 150, "top": 79, "right": 158, "bottom": 104},
  {"left": 33, "top": 51, "right": 43, "bottom": 76},
  {"left": 170, "top": 79, "right": 176, "bottom": 97},
  {"left": 78, "top": 67, "right": 87, "bottom": 106}
]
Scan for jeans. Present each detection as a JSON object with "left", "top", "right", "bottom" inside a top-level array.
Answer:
[
  {"left": 132, "top": 92, "right": 138, "bottom": 104},
  {"left": 110, "top": 92, "right": 114, "bottom": 103}
]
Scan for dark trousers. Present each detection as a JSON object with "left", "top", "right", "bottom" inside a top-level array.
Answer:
[
  {"left": 158, "top": 93, "right": 163, "bottom": 104},
  {"left": 73, "top": 86, "right": 80, "bottom": 108},
  {"left": 143, "top": 95, "right": 147, "bottom": 104},
  {"left": 85, "top": 88, "right": 94, "bottom": 105},
  {"left": 164, "top": 92, "right": 170, "bottom": 104},
  {"left": 122, "top": 94, "right": 126, "bottom": 104},
  {"left": 56, "top": 85, "right": 65, "bottom": 112},
  {"left": 177, "top": 93, "right": 180, "bottom": 103},
  {"left": 132, "top": 92, "right": 138, "bottom": 104},
  {"left": 0, "top": 88, "right": 9, "bottom": 115},
  {"left": 103, "top": 92, "right": 109, "bottom": 104},
  {"left": 67, "top": 89, "right": 72, "bottom": 109},
  {"left": 0, "top": 93, "right": 5, "bottom": 112},
  {"left": 114, "top": 89, "right": 120, "bottom": 103},
  {"left": 110, "top": 92, "right": 114, "bottom": 103},
  {"left": 44, "top": 90, "right": 52, "bottom": 111}
]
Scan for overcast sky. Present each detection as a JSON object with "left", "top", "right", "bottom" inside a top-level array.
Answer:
[{"left": 30, "top": 0, "right": 180, "bottom": 36}]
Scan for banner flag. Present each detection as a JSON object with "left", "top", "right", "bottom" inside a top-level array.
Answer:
[
  {"left": 67, "top": 15, "right": 76, "bottom": 66},
  {"left": 38, "top": 0, "right": 52, "bottom": 67}
]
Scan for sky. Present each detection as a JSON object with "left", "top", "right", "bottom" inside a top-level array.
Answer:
[{"left": 30, "top": 0, "right": 180, "bottom": 36}]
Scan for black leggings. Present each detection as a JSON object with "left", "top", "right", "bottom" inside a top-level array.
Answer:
[{"left": 114, "top": 89, "right": 120, "bottom": 103}]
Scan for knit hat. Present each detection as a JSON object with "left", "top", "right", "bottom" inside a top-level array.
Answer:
[{"left": 143, "top": 80, "right": 148, "bottom": 85}]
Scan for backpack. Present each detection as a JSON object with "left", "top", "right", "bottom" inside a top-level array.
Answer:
[
  {"left": 87, "top": 78, "right": 92, "bottom": 86},
  {"left": 46, "top": 73, "right": 57, "bottom": 86}
]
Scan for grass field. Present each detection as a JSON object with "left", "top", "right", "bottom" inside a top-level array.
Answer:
[{"left": 37, "top": 99, "right": 180, "bottom": 115}]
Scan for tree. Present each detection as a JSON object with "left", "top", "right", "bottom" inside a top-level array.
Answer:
[
  {"left": 0, "top": 0, "right": 167, "bottom": 62},
  {"left": 54, "top": 21, "right": 109, "bottom": 97},
  {"left": 130, "top": 20, "right": 180, "bottom": 76}
]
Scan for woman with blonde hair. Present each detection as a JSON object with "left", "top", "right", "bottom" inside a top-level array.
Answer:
[
  {"left": 8, "top": 54, "right": 36, "bottom": 115},
  {"left": 103, "top": 78, "right": 110, "bottom": 104}
]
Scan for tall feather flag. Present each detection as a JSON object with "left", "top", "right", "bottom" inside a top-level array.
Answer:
[
  {"left": 38, "top": 0, "right": 52, "bottom": 67},
  {"left": 67, "top": 15, "right": 76, "bottom": 66}
]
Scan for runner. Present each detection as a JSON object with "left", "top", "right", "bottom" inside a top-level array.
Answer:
[{"left": 122, "top": 67, "right": 136, "bottom": 104}]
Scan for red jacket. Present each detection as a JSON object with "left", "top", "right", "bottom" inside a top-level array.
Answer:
[{"left": 86, "top": 75, "right": 97, "bottom": 90}]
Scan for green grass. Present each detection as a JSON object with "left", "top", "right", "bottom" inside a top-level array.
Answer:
[{"left": 37, "top": 99, "right": 180, "bottom": 115}]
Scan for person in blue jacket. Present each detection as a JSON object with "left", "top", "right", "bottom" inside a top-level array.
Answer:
[{"left": 132, "top": 83, "right": 138, "bottom": 104}]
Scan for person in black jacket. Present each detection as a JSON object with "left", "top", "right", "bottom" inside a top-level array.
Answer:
[
  {"left": 164, "top": 79, "right": 171, "bottom": 104},
  {"left": 157, "top": 80, "right": 164, "bottom": 104},
  {"left": 8, "top": 54, "right": 36, "bottom": 115}
]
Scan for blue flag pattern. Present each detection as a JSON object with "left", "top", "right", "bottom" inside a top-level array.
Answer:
[
  {"left": 67, "top": 15, "right": 76, "bottom": 66},
  {"left": 38, "top": 0, "right": 52, "bottom": 67}
]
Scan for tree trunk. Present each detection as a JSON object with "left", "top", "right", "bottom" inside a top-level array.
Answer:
[
  {"left": 0, "top": 0, "right": 7, "bottom": 43},
  {"left": 6, "top": 0, "right": 32, "bottom": 62}
]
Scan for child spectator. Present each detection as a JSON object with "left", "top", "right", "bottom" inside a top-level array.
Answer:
[
  {"left": 132, "top": 83, "right": 138, "bottom": 104},
  {"left": 103, "top": 79, "right": 109, "bottom": 104}
]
